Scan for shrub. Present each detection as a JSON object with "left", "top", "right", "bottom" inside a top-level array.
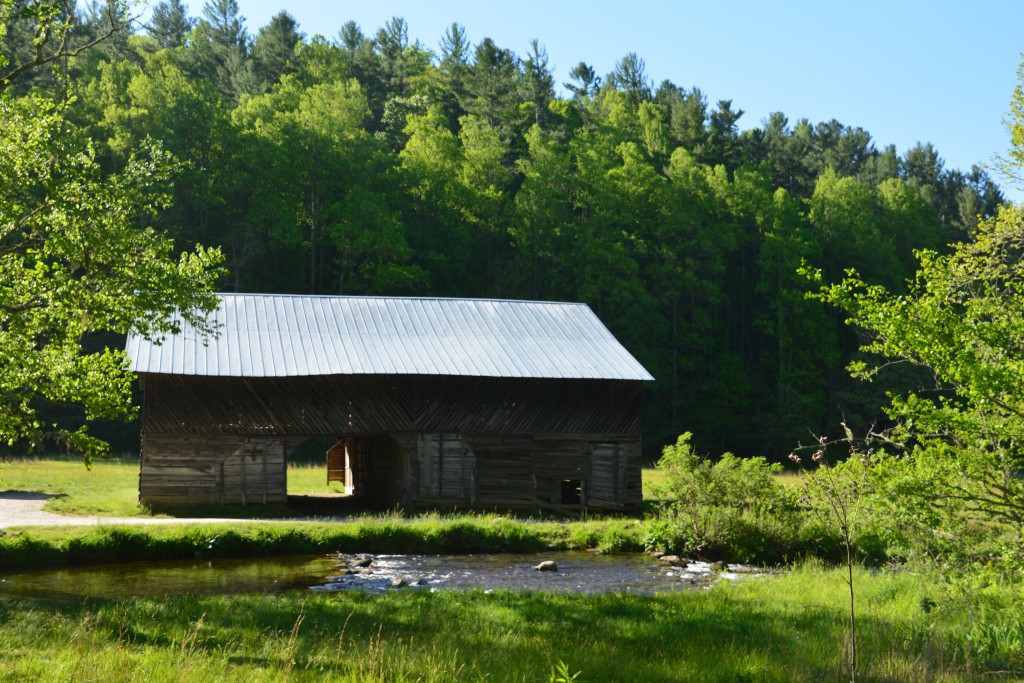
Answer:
[{"left": 649, "top": 433, "right": 801, "bottom": 560}]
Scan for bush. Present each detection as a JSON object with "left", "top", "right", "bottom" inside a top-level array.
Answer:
[{"left": 648, "top": 433, "right": 801, "bottom": 561}]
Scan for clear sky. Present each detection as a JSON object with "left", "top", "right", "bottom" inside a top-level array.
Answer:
[{"left": 220, "top": 0, "right": 1023, "bottom": 199}]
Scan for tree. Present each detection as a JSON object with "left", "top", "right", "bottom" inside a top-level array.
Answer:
[
  {"left": 521, "top": 39, "right": 553, "bottom": 128},
  {"left": 146, "top": 0, "right": 194, "bottom": 50},
  {"left": 193, "top": 0, "right": 254, "bottom": 103},
  {"left": 1, "top": 8, "right": 224, "bottom": 458},
  {"left": 1, "top": 0, "right": 131, "bottom": 90},
  {"left": 235, "top": 76, "right": 418, "bottom": 294},
  {"left": 511, "top": 124, "right": 574, "bottom": 298},
  {"left": 705, "top": 99, "right": 744, "bottom": 170},
  {"left": 807, "top": 167, "right": 901, "bottom": 289},
  {"left": 79, "top": 47, "right": 231, "bottom": 249},
  {"left": 819, "top": 205, "right": 1024, "bottom": 554},
  {"left": 336, "top": 20, "right": 385, "bottom": 120},
  {"left": 606, "top": 52, "right": 650, "bottom": 105},
  {"left": 654, "top": 81, "right": 706, "bottom": 153},
  {"left": 200, "top": 0, "right": 244, "bottom": 49},
  {"left": 252, "top": 10, "right": 303, "bottom": 90},
  {"left": 812, "top": 54, "right": 1024, "bottom": 562},
  {"left": 0, "top": 3, "right": 224, "bottom": 456},
  {"left": 463, "top": 37, "right": 521, "bottom": 139},
  {"left": 565, "top": 61, "right": 599, "bottom": 100},
  {"left": 432, "top": 22, "right": 470, "bottom": 125},
  {"left": 374, "top": 16, "right": 408, "bottom": 97}
]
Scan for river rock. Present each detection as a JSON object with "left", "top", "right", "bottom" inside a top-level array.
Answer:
[
  {"left": 415, "top": 578, "right": 429, "bottom": 586},
  {"left": 658, "top": 555, "right": 687, "bottom": 567},
  {"left": 711, "top": 561, "right": 729, "bottom": 572},
  {"left": 533, "top": 560, "right": 558, "bottom": 571},
  {"left": 390, "top": 577, "right": 408, "bottom": 588},
  {"left": 350, "top": 556, "right": 373, "bottom": 569}
]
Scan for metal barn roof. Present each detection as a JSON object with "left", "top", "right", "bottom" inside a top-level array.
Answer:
[{"left": 125, "top": 294, "right": 654, "bottom": 381}]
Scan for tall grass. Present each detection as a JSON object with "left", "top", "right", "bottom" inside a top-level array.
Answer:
[
  {"left": 0, "top": 563, "right": 1019, "bottom": 681},
  {"left": 0, "top": 514, "right": 654, "bottom": 570}
]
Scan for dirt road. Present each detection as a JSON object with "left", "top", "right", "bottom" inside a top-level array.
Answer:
[{"left": 0, "top": 490, "right": 276, "bottom": 528}]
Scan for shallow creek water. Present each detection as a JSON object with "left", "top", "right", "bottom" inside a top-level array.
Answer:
[{"left": 0, "top": 552, "right": 761, "bottom": 599}]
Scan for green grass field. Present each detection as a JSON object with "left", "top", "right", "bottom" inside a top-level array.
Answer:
[
  {"left": 2, "top": 456, "right": 1023, "bottom": 680},
  {"left": 1, "top": 562, "right": 1018, "bottom": 682}
]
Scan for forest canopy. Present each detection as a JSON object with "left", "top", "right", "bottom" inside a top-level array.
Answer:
[{"left": 0, "top": 1, "right": 1007, "bottom": 458}]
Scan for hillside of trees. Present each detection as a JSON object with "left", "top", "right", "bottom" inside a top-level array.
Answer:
[{"left": 1, "top": 1, "right": 1006, "bottom": 458}]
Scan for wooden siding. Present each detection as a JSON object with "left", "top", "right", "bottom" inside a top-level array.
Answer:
[
  {"left": 140, "top": 434, "right": 287, "bottom": 508},
  {"left": 417, "top": 434, "right": 476, "bottom": 501},
  {"left": 139, "top": 375, "right": 642, "bottom": 437},
  {"left": 137, "top": 374, "right": 643, "bottom": 513},
  {"left": 363, "top": 432, "right": 642, "bottom": 513}
]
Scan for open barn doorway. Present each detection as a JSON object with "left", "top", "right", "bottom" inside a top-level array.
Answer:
[
  {"left": 287, "top": 434, "right": 407, "bottom": 515},
  {"left": 285, "top": 436, "right": 348, "bottom": 515}
]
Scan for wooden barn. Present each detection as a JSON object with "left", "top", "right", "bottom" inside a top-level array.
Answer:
[{"left": 126, "top": 294, "right": 653, "bottom": 513}]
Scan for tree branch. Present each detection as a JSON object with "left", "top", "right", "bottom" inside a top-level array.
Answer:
[{"left": 0, "top": 1, "right": 135, "bottom": 90}]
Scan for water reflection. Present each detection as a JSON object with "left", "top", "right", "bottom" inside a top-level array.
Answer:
[
  {"left": 0, "top": 555, "right": 336, "bottom": 599},
  {"left": 0, "top": 552, "right": 762, "bottom": 599}
]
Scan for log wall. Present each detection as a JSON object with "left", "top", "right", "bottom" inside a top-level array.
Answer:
[
  {"left": 139, "top": 375, "right": 643, "bottom": 437},
  {"left": 377, "top": 432, "right": 642, "bottom": 513},
  {"left": 137, "top": 374, "right": 644, "bottom": 512},
  {"left": 140, "top": 434, "right": 287, "bottom": 508}
]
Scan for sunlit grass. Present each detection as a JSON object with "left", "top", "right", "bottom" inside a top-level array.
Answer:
[
  {"left": 0, "top": 456, "right": 349, "bottom": 517},
  {"left": 0, "top": 563, "right": 1017, "bottom": 681},
  {"left": 0, "top": 455, "right": 145, "bottom": 517},
  {"left": 641, "top": 465, "right": 666, "bottom": 501},
  {"left": 286, "top": 462, "right": 347, "bottom": 495}
]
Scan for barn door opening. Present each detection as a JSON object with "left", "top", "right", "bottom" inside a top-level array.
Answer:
[{"left": 325, "top": 435, "right": 405, "bottom": 506}]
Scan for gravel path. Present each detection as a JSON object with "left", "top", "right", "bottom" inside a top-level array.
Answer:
[{"left": 0, "top": 490, "right": 300, "bottom": 528}]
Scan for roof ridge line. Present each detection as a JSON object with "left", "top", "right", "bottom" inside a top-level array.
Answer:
[{"left": 215, "top": 293, "right": 590, "bottom": 307}]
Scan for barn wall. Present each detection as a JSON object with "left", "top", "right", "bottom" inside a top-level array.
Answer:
[
  {"left": 364, "top": 432, "right": 642, "bottom": 513},
  {"left": 139, "top": 375, "right": 643, "bottom": 437},
  {"left": 140, "top": 433, "right": 287, "bottom": 508},
  {"left": 138, "top": 375, "right": 644, "bottom": 513}
]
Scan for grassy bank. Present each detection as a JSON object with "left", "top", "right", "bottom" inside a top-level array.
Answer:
[
  {"left": 0, "top": 515, "right": 652, "bottom": 570},
  {"left": 0, "top": 455, "right": 882, "bottom": 569},
  {"left": 2, "top": 563, "right": 1020, "bottom": 682}
]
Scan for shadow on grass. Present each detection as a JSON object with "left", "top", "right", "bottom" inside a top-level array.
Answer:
[
  {"left": 0, "top": 490, "right": 61, "bottom": 501},
  {"left": 2, "top": 587, "right": 991, "bottom": 682}
]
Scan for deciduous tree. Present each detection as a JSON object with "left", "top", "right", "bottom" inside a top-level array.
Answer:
[{"left": 0, "top": 94, "right": 223, "bottom": 458}]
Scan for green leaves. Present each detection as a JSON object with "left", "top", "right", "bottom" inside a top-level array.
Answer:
[
  {"left": 820, "top": 205, "right": 1024, "bottom": 557},
  {"left": 0, "top": 92, "right": 224, "bottom": 459},
  {"left": 654, "top": 433, "right": 798, "bottom": 557}
]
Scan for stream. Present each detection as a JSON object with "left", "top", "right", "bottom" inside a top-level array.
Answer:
[{"left": 0, "top": 551, "right": 763, "bottom": 599}]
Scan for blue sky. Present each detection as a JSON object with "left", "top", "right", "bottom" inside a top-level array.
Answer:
[{"left": 221, "top": 0, "right": 1023, "bottom": 199}]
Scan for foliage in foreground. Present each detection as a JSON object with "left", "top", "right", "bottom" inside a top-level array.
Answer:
[
  {"left": 819, "top": 203, "right": 1024, "bottom": 565},
  {"left": 0, "top": 1, "right": 225, "bottom": 460},
  {"left": 1, "top": 564, "right": 1021, "bottom": 682},
  {"left": 646, "top": 433, "right": 888, "bottom": 565}
]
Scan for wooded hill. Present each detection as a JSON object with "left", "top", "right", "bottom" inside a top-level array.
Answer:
[{"left": 2, "top": 2, "right": 1005, "bottom": 459}]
